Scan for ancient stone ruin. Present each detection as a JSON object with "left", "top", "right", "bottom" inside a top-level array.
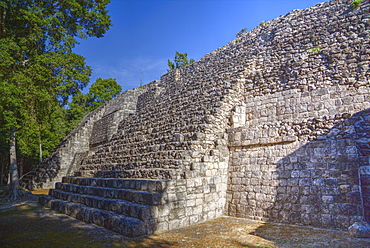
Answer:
[{"left": 25, "top": 0, "right": 370, "bottom": 238}]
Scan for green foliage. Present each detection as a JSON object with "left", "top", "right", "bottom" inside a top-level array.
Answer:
[
  {"left": 0, "top": 0, "right": 112, "bottom": 175},
  {"left": 350, "top": 0, "right": 362, "bottom": 9},
  {"left": 259, "top": 21, "right": 267, "bottom": 26},
  {"left": 167, "top": 51, "right": 195, "bottom": 72},
  {"left": 236, "top": 28, "right": 248, "bottom": 38},
  {"left": 66, "top": 91, "right": 89, "bottom": 130},
  {"left": 307, "top": 47, "right": 323, "bottom": 54},
  {"left": 87, "top": 78, "right": 122, "bottom": 110},
  {"left": 68, "top": 78, "right": 122, "bottom": 128}
]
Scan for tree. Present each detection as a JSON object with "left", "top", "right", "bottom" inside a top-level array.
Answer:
[
  {"left": 67, "top": 91, "right": 90, "bottom": 129},
  {"left": 9, "top": 126, "right": 18, "bottom": 198},
  {"left": 68, "top": 78, "right": 122, "bottom": 128},
  {"left": 87, "top": 78, "right": 122, "bottom": 110},
  {"left": 167, "top": 51, "right": 195, "bottom": 71},
  {"left": 0, "top": 0, "right": 112, "bottom": 198}
]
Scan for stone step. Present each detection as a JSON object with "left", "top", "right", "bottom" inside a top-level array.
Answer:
[
  {"left": 39, "top": 195, "right": 152, "bottom": 237},
  {"left": 75, "top": 169, "right": 175, "bottom": 180},
  {"left": 20, "top": 172, "right": 36, "bottom": 184},
  {"left": 20, "top": 175, "right": 36, "bottom": 190},
  {"left": 62, "top": 176, "right": 168, "bottom": 193},
  {"left": 55, "top": 182, "right": 163, "bottom": 206},
  {"left": 49, "top": 189, "right": 154, "bottom": 221}
]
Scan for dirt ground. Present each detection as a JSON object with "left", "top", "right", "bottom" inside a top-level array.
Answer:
[{"left": 1, "top": 188, "right": 370, "bottom": 248}]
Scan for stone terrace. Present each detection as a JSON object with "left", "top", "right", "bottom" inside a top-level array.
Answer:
[{"left": 35, "top": 0, "right": 369, "bottom": 237}]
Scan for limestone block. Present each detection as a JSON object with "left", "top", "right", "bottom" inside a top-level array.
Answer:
[
  {"left": 359, "top": 166, "right": 370, "bottom": 175},
  {"left": 156, "top": 221, "right": 169, "bottom": 232},
  {"left": 348, "top": 221, "right": 370, "bottom": 238}
]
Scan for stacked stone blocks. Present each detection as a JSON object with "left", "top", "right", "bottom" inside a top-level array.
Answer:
[
  {"left": 33, "top": 0, "right": 370, "bottom": 236},
  {"left": 40, "top": 177, "right": 167, "bottom": 237}
]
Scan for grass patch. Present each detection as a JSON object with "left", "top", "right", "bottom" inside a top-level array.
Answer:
[
  {"left": 350, "top": 0, "right": 362, "bottom": 9},
  {"left": 307, "top": 47, "right": 323, "bottom": 54}
]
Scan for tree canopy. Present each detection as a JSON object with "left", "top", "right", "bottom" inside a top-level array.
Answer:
[
  {"left": 167, "top": 51, "right": 195, "bottom": 71},
  {"left": 0, "top": 0, "right": 113, "bottom": 197},
  {"left": 68, "top": 78, "right": 122, "bottom": 128},
  {"left": 87, "top": 78, "right": 122, "bottom": 109}
]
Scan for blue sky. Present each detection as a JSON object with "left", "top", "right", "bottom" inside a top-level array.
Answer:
[{"left": 74, "top": 0, "right": 323, "bottom": 93}]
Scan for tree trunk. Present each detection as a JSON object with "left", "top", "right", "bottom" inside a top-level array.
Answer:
[
  {"left": 9, "top": 126, "right": 19, "bottom": 199},
  {"left": 39, "top": 140, "right": 43, "bottom": 163}
]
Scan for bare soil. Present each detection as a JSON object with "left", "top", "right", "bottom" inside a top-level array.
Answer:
[{"left": 1, "top": 188, "right": 370, "bottom": 248}]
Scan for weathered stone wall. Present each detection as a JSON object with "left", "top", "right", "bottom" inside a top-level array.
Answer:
[
  {"left": 22, "top": 105, "right": 106, "bottom": 189},
  {"left": 74, "top": 0, "right": 369, "bottom": 231},
  {"left": 226, "top": 0, "right": 369, "bottom": 229},
  {"left": 355, "top": 109, "right": 370, "bottom": 222},
  {"left": 23, "top": 87, "right": 146, "bottom": 189},
  {"left": 227, "top": 87, "right": 369, "bottom": 229},
  {"left": 34, "top": 0, "right": 369, "bottom": 233},
  {"left": 90, "top": 87, "right": 145, "bottom": 148},
  {"left": 76, "top": 50, "right": 238, "bottom": 230}
]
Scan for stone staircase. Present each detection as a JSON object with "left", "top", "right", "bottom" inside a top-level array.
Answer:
[
  {"left": 20, "top": 171, "right": 37, "bottom": 188},
  {"left": 39, "top": 176, "right": 169, "bottom": 238},
  {"left": 75, "top": 169, "right": 176, "bottom": 180}
]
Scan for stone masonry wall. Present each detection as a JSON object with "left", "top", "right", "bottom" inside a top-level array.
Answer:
[
  {"left": 353, "top": 109, "right": 370, "bottom": 222},
  {"left": 227, "top": 86, "right": 370, "bottom": 229},
  {"left": 34, "top": 0, "right": 369, "bottom": 233},
  {"left": 77, "top": 54, "right": 238, "bottom": 231},
  {"left": 23, "top": 87, "right": 146, "bottom": 189},
  {"left": 90, "top": 87, "right": 145, "bottom": 148},
  {"left": 22, "top": 105, "right": 106, "bottom": 189},
  {"left": 75, "top": 0, "right": 369, "bottom": 231},
  {"left": 226, "top": 0, "right": 369, "bottom": 230}
]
